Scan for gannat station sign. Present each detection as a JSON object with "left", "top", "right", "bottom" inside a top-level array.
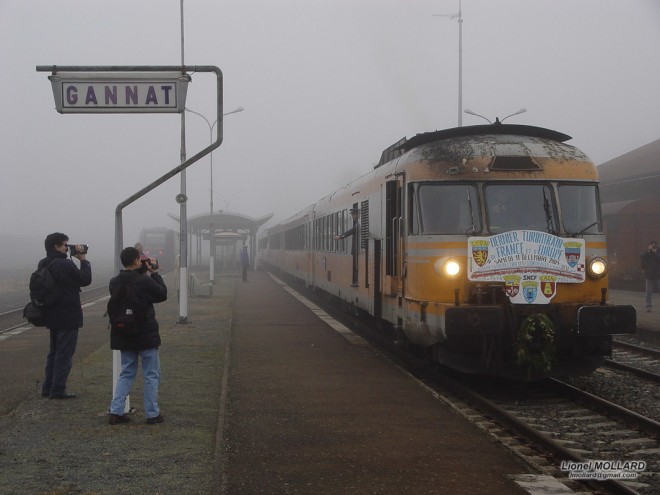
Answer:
[{"left": 48, "top": 72, "right": 191, "bottom": 114}]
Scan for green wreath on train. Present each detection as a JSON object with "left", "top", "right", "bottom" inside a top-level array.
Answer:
[{"left": 514, "top": 313, "right": 556, "bottom": 378}]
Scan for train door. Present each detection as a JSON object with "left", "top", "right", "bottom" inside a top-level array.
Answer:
[
  {"left": 385, "top": 176, "right": 404, "bottom": 297},
  {"left": 307, "top": 218, "right": 314, "bottom": 288},
  {"left": 351, "top": 202, "right": 359, "bottom": 286},
  {"left": 373, "top": 239, "right": 382, "bottom": 319},
  {"left": 309, "top": 214, "right": 317, "bottom": 288}
]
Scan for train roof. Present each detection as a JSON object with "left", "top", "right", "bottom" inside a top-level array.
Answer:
[{"left": 398, "top": 124, "right": 572, "bottom": 152}]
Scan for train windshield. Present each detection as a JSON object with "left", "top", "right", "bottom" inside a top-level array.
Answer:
[
  {"left": 413, "top": 184, "right": 480, "bottom": 234},
  {"left": 144, "top": 233, "right": 167, "bottom": 250},
  {"left": 485, "top": 184, "right": 557, "bottom": 234},
  {"left": 558, "top": 184, "right": 602, "bottom": 235}
]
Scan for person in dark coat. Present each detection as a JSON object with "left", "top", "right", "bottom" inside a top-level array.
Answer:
[
  {"left": 108, "top": 246, "right": 167, "bottom": 425},
  {"left": 39, "top": 232, "right": 92, "bottom": 399},
  {"left": 641, "top": 240, "right": 660, "bottom": 312}
]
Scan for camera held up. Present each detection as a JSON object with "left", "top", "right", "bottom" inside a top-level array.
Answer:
[
  {"left": 68, "top": 244, "right": 89, "bottom": 256},
  {"left": 139, "top": 257, "right": 159, "bottom": 273}
]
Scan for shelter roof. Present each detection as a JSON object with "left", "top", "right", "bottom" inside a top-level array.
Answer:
[{"left": 169, "top": 211, "right": 273, "bottom": 234}]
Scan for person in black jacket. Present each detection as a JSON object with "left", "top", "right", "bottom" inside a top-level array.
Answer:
[
  {"left": 40, "top": 232, "right": 92, "bottom": 399},
  {"left": 108, "top": 246, "right": 167, "bottom": 425},
  {"left": 641, "top": 240, "right": 660, "bottom": 312}
]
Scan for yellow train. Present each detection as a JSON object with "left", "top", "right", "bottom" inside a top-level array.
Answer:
[{"left": 258, "top": 124, "right": 636, "bottom": 380}]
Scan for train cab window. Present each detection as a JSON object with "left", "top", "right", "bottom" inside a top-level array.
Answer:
[
  {"left": 558, "top": 184, "right": 602, "bottom": 235},
  {"left": 486, "top": 184, "right": 557, "bottom": 234},
  {"left": 412, "top": 184, "right": 480, "bottom": 234}
]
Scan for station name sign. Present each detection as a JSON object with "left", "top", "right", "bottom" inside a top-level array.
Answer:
[{"left": 48, "top": 72, "right": 191, "bottom": 114}]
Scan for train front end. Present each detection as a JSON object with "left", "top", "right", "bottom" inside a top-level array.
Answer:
[{"left": 399, "top": 126, "right": 636, "bottom": 380}]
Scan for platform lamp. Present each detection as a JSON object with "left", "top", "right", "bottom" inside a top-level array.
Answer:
[
  {"left": 464, "top": 108, "right": 527, "bottom": 124},
  {"left": 185, "top": 106, "right": 245, "bottom": 284}
]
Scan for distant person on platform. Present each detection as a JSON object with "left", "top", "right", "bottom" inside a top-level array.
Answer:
[
  {"left": 641, "top": 240, "right": 660, "bottom": 312},
  {"left": 39, "top": 232, "right": 92, "bottom": 399},
  {"left": 107, "top": 247, "right": 167, "bottom": 425},
  {"left": 240, "top": 246, "right": 250, "bottom": 282}
]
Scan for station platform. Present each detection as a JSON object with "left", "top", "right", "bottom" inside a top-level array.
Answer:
[
  {"left": 221, "top": 270, "right": 533, "bottom": 494},
  {"left": 609, "top": 288, "right": 660, "bottom": 344},
  {"left": 0, "top": 269, "right": 656, "bottom": 494}
]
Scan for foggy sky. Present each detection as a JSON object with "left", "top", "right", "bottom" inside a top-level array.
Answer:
[{"left": 1, "top": 0, "right": 659, "bottom": 265}]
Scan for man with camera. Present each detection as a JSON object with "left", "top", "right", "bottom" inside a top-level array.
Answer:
[
  {"left": 641, "top": 240, "right": 660, "bottom": 313},
  {"left": 39, "top": 232, "right": 92, "bottom": 399},
  {"left": 107, "top": 246, "right": 167, "bottom": 425}
]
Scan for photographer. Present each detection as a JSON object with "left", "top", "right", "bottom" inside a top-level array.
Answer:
[
  {"left": 640, "top": 240, "right": 660, "bottom": 312},
  {"left": 108, "top": 247, "right": 167, "bottom": 425},
  {"left": 39, "top": 232, "right": 92, "bottom": 399}
]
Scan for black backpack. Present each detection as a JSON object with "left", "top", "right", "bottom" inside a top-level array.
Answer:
[
  {"left": 107, "top": 282, "right": 146, "bottom": 336},
  {"left": 23, "top": 260, "right": 63, "bottom": 327}
]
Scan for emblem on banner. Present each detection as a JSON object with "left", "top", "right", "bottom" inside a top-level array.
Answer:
[
  {"left": 503, "top": 274, "right": 521, "bottom": 298},
  {"left": 522, "top": 280, "right": 539, "bottom": 304},
  {"left": 564, "top": 242, "right": 582, "bottom": 268},
  {"left": 539, "top": 275, "right": 557, "bottom": 299},
  {"left": 471, "top": 240, "right": 489, "bottom": 267}
]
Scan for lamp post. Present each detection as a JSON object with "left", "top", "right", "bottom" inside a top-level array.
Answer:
[
  {"left": 186, "top": 106, "right": 244, "bottom": 284},
  {"left": 434, "top": 0, "right": 463, "bottom": 126}
]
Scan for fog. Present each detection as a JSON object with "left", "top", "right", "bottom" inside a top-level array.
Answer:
[{"left": 1, "top": 0, "right": 659, "bottom": 269}]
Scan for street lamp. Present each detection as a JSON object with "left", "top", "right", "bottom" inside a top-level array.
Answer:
[
  {"left": 464, "top": 108, "right": 527, "bottom": 124},
  {"left": 434, "top": 0, "right": 463, "bottom": 126},
  {"left": 186, "top": 106, "right": 245, "bottom": 284},
  {"left": 464, "top": 108, "right": 492, "bottom": 124}
]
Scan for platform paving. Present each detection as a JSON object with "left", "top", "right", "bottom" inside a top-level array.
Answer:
[{"left": 220, "top": 271, "right": 531, "bottom": 494}]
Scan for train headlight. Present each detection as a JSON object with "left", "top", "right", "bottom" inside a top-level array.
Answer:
[
  {"left": 587, "top": 257, "right": 607, "bottom": 279},
  {"left": 445, "top": 260, "right": 461, "bottom": 276},
  {"left": 434, "top": 258, "right": 461, "bottom": 277}
]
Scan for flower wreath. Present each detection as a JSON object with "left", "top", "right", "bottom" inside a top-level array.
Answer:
[{"left": 514, "top": 313, "right": 556, "bottom": 378}]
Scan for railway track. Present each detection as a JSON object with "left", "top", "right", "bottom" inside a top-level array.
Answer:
[
  {"left": 0, "top": 285, "right": 109, "bottom": 337},
  {"left": 402, "top": 356, "right": 660, "bottom": 495},
  {"left": 606, "top": 341, "right": 660, "bottom": 383}
]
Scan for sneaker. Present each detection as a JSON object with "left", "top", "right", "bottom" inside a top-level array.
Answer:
[
  {"left": 146, "top": 414, "right": 164, "bottom": 425},
  {"left": 108, "top": 414, "right": 130, "bottom": 425}
]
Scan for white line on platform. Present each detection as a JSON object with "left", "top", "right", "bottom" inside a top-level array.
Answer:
[
  {"left": 0, "top": 326, "right": 33, "bottom": 341},
  {"left": 268, "top": 273, "right": 367, "bottom": 346}
]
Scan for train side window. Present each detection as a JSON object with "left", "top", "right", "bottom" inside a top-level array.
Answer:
[
  {"left": 558, "top": 184, "right": 602, "bottom": 235},
  {"left": 414, "top": 183, "right": 480, "bottom": 234}
]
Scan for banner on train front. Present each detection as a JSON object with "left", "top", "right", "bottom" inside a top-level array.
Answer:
[{"left": 467, "top": 230, "right": 585, "bottom": 304}]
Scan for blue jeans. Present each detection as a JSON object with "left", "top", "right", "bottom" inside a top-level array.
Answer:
[
  {"left": 110, "top": 348, "right": 161, "bottom": 418},
  {"left": 645, "top": 278, "right": 659, "bottom": 310},
  {"left": 43, "top": 327, "right": 79, "bottom": 397}
]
